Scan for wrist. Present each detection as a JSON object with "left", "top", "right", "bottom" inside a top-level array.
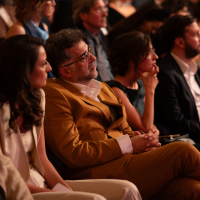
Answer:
[{"left": 145, "top": 89, "right": 155, "bottom": 95}]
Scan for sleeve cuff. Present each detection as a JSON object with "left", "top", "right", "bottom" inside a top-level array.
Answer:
[{"left": 115, "top": 134, "right": 133, "bottom": 154}]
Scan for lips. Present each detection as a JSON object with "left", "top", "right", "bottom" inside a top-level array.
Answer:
[{"left": 89, "top": 64, "right": 96, "bottom": 71}]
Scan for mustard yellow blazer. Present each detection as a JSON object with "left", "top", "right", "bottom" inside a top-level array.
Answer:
[{"left": 44, "top": 78, "right": 135, "bottom": 180}]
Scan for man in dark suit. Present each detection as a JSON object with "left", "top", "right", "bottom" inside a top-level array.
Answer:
[
  {"left": 72, "top": 0, "right": 113, "bottom": 82},
  {"left": 155, "top": 15, "right": 200, "bottom": 142}
]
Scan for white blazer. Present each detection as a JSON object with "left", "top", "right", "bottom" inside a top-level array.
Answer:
[{"left": 0, "top": 89, "right": 45, "bottom": 181}]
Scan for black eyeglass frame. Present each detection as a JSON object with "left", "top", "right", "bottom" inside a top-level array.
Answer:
[{"left": 61, "top": 45, "right": 94, "bottom": 68}]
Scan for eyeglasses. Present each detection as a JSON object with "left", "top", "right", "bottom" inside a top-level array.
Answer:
[
  {"left": 61, "top": 45, "right": 94, "bottom": 68},
  {"left": 92, "top": 6, "right": 108, "bottom": 14},
  {"left": 150, "top": 48, "right": 155, "bottom": 59}
]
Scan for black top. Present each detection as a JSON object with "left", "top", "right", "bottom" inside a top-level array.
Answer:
[
  {"left": 107, "top": 6, "right": 125, "bottom": 28},
  {"left": 106, "top": 79, "right": 145, "bottom": 116}
]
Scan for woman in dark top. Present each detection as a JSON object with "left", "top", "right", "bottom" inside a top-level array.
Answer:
[
  {"left": 107, "top": 31, "right": 159, "bottom": 134},
  {"left": 107, "top": 0, "right": 136, "bottom": 27}
]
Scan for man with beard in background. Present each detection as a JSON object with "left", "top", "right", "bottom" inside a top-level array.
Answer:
[{"left": 155, "top": 15, "right": 200, "bottom": 143}]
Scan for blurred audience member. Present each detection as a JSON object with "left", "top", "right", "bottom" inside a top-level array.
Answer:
[
  {"left": 152, "top": 0, "right": 190, "bottom": 61},
  {"left": 107, "top": 31, "right": 160, "bottom": 135},
  {"left": 6, "top": 0, "right": 56, "bottom": 78},
  {"left": 108, "top": 2, "right": 169, "bottom": 45},
  {"left": 72, "top": 0, "right": 114, "bottom": 82},
  {"left": 6, "top": 0, "right": 56, "bottom": 41},
  {"left": 107, "top": 0, "right": 136, "bottom": 27},
  {"left": 0, "top": 0, "right": 16, "bottom": 43},
  {"left": 161, "top": 0, "right": 189, "bottom": 16},
  {"left": 155, "top": 15, "right": 200, "bottom": 142}
]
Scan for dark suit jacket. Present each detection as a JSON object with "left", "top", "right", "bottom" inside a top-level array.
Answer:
[{"left": 155, "top": 53, "right": 200, "bottom": 141}]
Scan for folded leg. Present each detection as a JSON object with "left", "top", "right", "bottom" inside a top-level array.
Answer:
[
  {"left": 32, "top": 191, "right": 106, "bottom": 200},
  {"left": 66, "top": 179, "right": 142, "bottom": 200},
  {"left": 110, "top": 142, "right": 200, "bottom": 200}
]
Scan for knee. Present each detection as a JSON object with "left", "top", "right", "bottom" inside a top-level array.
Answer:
[
  {"left": 113, "top": 180, "right": 142, "bottom": 200},
  {"left": 166, "top": 142, "right": 198, "bottom": 155}
]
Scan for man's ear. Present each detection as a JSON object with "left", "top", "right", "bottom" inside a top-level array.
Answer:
[
  {"left": 60, "top": 66, "right": 72, "bottom": 78},
  {"left": 79, "top": 13, "right": 88, "bottom": 21},
  {"left": 174, "top": 37, "right": 185, "bottom": 48}
]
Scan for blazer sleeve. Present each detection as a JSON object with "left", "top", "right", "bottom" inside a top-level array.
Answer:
[
  {"left": 44, "top": 86, "right": 123, "bottom": 168},
  {"left": 155, "top": 66, "right": 200, "bottom": 138}
]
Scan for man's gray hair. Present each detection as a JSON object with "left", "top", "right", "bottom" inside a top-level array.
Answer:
[{"left": 72, "top": 0, "right": 106, "bottom": 26}]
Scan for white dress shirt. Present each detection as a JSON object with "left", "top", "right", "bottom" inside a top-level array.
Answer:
[
  {"left": 64, "top": 79, "right": 133, "bottom": 154},
  {"left": 171, "top": 52, "right": 200, "bottom": 121}
]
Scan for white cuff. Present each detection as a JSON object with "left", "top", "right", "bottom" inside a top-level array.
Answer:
[{"left": 115, "top": 134, "right": 133, "bottom": 154}]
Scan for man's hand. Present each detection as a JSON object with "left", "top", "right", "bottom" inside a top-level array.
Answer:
[{"left": 131, "top": 131, "right": 161, "bottom": 153}]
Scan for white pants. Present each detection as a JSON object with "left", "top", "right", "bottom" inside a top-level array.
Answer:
[
  {"left": 32, "top": 179, "right": 142, "bottom": 200},
  {"left": 0, "top": 153, "right": 141, "bottom": 200}
]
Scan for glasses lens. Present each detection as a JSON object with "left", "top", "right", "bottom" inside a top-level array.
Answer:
[{"left": 88, "top": 46, "right": 94, "bottom": 55}]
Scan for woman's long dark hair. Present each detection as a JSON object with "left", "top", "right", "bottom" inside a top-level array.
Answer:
[
  {"left": 0, "top": 35, "right": 44, "bottom": 132},
  {"left": 107, "top": 31, "right": 150, "bottom": 76}
]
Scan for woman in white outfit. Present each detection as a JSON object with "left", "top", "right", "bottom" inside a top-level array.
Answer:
[{"left": 0, "top": 34, "right": 141, "bottom": 200}]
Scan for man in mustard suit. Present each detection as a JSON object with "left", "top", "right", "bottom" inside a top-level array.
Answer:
[{"left": 44, "top": 28, "right": 200, "bottom": 200}]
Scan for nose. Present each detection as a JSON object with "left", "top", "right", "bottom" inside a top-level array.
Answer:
[
  {"left": 153, "top": 52, "right": 159, "bottom": 60},
  {"left": 103, "top": 7, "right": 108, "bottom": 16},
  {"left": 104, "top": 10, "right": 108, "bottom": 16},
  {"left": 52, "top": 0, "right": 56, "bottom": 6},
  {"left": 90, "top": 53, "right": 96, "bottom": 62},
  {"left": 47, "top": 62, "right": 52, "bottom": 72}
]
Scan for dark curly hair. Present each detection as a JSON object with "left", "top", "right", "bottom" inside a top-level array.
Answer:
[
  {"left": 107, "top": 31, "right": 151, "bottom": 76},
  {"left": 0, "top": 35, "right": 44, "bottom": 132},
  {"left": 45, "top": 28, "right": 87, "bottom": 78}
]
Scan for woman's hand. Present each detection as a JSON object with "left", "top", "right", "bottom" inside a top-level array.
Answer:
[{"left": 138, "top": 65, "right": 159, "bottom": 93}]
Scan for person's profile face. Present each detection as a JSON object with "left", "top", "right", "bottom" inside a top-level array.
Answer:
[
  {"left": 61, "top": 41, "right": 98, "bottom": 84},
  {"left": 82, "top": 0, "right": 108, "bottom": 31},
  {"left": 137, "top": 44, "right": 158, "bottom": 73},
  {"left": 36, "top": 0, "right": 56, "bottom": 19},
  {"left": 184, "top": 22, "right": 200, "bottom": 59},
  {"left": 29, "top": 46, "right": 52, "bottom": 88},
  {"left": 141, "top": 21, "right": 163, "bottom": 35}
]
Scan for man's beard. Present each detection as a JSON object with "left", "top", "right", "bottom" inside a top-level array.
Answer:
[{"left": 184, "top": 40, "right": 200, "bottom": 59}]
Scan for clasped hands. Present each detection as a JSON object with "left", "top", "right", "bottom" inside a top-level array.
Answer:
[{"left": 131, "top": 130, "right": 161, "bottom": 154}]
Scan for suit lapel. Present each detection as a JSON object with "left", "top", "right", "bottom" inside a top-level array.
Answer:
[
  {"left": 169, "top": 53, "right": 196, "bottom": 99},
  {"left": 169, "top": 53, "right": 199, "bottom": 117},
  {"left": 54, "top": 78, "right": 124, "bottom": 126}
]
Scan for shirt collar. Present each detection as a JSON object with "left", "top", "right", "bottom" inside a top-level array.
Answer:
[
  {"left": 63, "top": 79, "right": 102, "bottom": 100},
  {"left": 171, "top": 52, "right": 197, "bottom": 75},
  {"left": 85, "top": 28, "right": 101, "bottom": 42}
]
